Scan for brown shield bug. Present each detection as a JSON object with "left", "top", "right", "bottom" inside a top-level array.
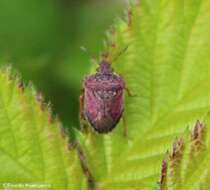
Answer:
[{"left": 80, "top": 49, "right": 131, "bottom": 134}]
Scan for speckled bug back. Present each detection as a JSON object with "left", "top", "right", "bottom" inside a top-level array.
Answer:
[{"left": 83, "top": 59, "right": 125, "bottom": 133}]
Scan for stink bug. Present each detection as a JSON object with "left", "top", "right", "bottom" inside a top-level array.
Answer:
[{"left": 80, "top": 51, "right": 130, "bottom": 134}]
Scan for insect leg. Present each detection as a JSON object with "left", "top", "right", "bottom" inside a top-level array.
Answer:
[
  {"left": 79, "top": 89, "right": 85, "bottom": 119},
  {"left": 124, "top": 86, "right": 135, "bottom": 97},
  {"left": 79, "top": 90, "right": 89, "bottom": 133},
  {"left": 118, "top": 73, "right": 135, "bottom": 97}
]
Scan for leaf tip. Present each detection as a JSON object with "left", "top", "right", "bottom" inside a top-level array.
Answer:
[{"left": 160, "top": 159, "right": 168, "bottom": 189}]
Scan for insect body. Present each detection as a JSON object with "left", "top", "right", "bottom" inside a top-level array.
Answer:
[{"left": 80, "top": 56, "right": 125, "bottom": 133}]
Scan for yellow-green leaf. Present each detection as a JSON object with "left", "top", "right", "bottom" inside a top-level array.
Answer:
[{"left": 0, "top": 68, "right": 87, "bottom": 190}]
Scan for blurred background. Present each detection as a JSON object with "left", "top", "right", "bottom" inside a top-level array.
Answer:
[{"left": 0, "top": 0, "right": 127, "bottom": 129}]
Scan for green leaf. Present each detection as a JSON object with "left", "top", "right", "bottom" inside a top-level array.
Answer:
[
  {"left": 160, "top": 120, "right": 210, "bottom": 190},
  {"left": 77, "top": 0, "right": 210, "bottom": 189},
  {"left": 0, "top": 67, "right": 87, "bottom": 190}
]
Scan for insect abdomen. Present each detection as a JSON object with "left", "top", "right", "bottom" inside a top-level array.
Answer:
[{"left": 84, "top": 87, "right": 124, "bottom": 133}]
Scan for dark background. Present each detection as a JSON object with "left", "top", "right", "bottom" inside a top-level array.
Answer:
[{"left": 0, "top": 0, "right": 127, "bottom": 128}]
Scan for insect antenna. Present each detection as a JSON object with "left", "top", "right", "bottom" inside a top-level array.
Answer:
[
  {"left": 80, "top": 46, "right": 98, "bottom": 65},
  {"left": 112, "top": 45, "right": 129, "bottom": 63}
]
